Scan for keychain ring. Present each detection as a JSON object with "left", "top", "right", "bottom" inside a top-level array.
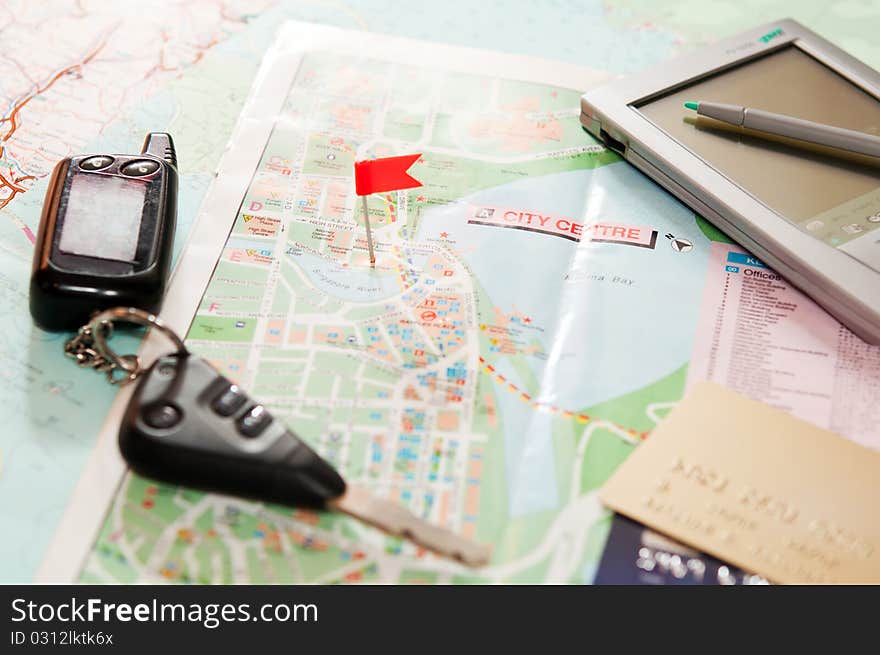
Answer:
[{"left": 88, "top": 307, "right": 189, "bottom": 381}]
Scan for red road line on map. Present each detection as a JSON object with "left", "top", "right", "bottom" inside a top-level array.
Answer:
[
  {"left": 0, "top": 37, "right": 107, "bottom": 222},
  {"left": 0, "top": 172, "right": 38, "bottom": 213},
  {"left": 477, "top": 355, "right": 648, "bottom": 439},
  {"left": 0, "top": 171, "right": 26, "bottom": 211},
  {"left": 0, "top": 171, "right": 26, "bottom": 193},
  {"left": 1, "top": 38, "right": 107, "bottom": 143}
]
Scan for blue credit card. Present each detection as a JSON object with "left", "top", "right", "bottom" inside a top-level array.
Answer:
[{"left": 594, "top": 514, "right": 769, "bottom": 585}]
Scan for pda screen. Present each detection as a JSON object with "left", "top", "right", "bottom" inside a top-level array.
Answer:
[
  {"left": 60, "top": 174, "right": 146, "bottom": 263},
  {"left": 636, "top": 45, "right": 880, "bottom": 269}
]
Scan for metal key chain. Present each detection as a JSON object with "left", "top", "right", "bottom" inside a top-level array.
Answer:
[{"left": 64, "top": 307, "right": 188, "bottom": 385}]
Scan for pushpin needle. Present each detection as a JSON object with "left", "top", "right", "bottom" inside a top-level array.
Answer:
[{"left": 361, "top": 196, "right": 376, "bottom": 267}]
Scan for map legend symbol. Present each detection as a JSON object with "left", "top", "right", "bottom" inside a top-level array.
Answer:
[{"left": 665, "top": 233, "right": 693, "bottom": 253}]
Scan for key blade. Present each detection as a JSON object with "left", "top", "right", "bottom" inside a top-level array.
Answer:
[{"left": 329, "top": 485, "right": 492, "bottom": 568}]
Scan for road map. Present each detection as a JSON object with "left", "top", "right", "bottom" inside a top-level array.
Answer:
[
  {"left": 81, "top": 24, "right": 662, "bottom": 585},
  {"left": 0, "top": 0, "right": 281, "bottom": 583},
  {"left": 56, "top": 21, "right": 877, "bottom": 584},
  {"left": 2, "top": 0, "right": 879, "bottom": 584}
]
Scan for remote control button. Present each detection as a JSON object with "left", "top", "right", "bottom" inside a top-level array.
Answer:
[
  {"left": 79, "top": 155, "right": 114, "bottom": 171},
  {"left": 212, "top": 385, "right": 247, "bottom": 417},
  {"left": 237, "top": 405, "right": 272, "bottom": 438},
  {"left": 121, "top": 159, "right": 160, "bottom": 176},
  {"left": 143, "top": 403, "right": 181, "bottom": 429}
]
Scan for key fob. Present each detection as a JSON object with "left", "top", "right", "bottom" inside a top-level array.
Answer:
[{"left": 118, "top": 353, "right": 346, "bottom": 508}]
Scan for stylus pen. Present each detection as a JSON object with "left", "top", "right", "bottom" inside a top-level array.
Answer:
[{"left": 684, "top": 101, "right": 880, "bottom": 158}]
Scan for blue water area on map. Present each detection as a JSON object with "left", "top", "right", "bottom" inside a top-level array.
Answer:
[
  {"left": 417, "top": 161, "right": 710, "bottom": 516},
  {"left": 416, "top": 167, "right": 588, "bottom": 343},
  {"left": 288, "top": 249, "right": 405, "bottom": 302},
  {"left": 543, "top": 162, "right": 710, "bottom": 411},
  {"left": 491, "top": 359, "right": 560, "bottom": 516}
]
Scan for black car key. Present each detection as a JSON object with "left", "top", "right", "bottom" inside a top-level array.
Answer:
[{"left": 119, "top": 351, "right": 491, "bottom": 567}]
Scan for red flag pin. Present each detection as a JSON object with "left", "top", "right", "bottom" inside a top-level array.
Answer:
[{"left": 354, "top": 154, "right": 423, "bottom": 266}]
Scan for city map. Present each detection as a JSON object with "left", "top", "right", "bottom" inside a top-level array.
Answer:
[
  {"left": 1, "top": 1, "right": 878, "bottom": 584},
  {"left": 82, "top": 29, "right": 690, "bottom": 585},
  {"left": 75, "top": 22, "right": 879, "bottom": 584}
]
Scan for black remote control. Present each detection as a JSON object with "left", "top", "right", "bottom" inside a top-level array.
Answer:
[
  {"left": 31, "top": 133, "right": 178, "bottom": 331},
  {"left": 119, "top": 353, "right": 346, "bottom": 507}
]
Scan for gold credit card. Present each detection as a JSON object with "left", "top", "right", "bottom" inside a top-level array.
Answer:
[{"left": 600, "top": 383, "right": 880, "bottom": 584}]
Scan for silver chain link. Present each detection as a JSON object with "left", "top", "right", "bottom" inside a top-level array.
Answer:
[
  {"left": 64, "top": 322, "right": 139, "bottom": 385},
  {"left": 63, "top": 308, "right": 189, "bottom": 386}
]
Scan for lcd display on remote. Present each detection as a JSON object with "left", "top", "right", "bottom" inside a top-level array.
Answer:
[
  {"left": 59, "top": 174, "right": 146, "bottom": 263},
  {"left": 636, "top": 45, "right": 880, "bottom": 270}
]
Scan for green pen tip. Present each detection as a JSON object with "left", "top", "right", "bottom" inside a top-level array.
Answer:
[{"left": 684, "top": 101, "right": 699, "bottom": 111}]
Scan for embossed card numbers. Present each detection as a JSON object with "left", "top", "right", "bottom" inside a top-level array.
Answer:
[{"left": 601, "top": 383, "right": 880, "bottom": 584}]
